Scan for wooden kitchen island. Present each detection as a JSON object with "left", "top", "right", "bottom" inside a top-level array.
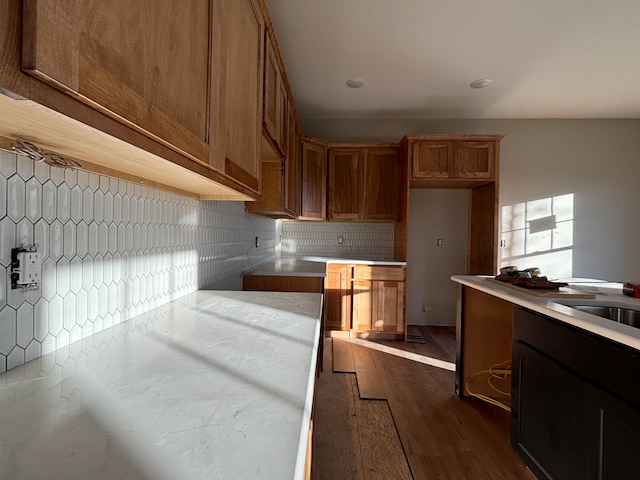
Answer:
[{"left": 0, "top": 291, "right": 323, "bottom": 480}]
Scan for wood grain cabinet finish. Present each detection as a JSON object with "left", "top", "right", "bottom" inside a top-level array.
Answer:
[
  {"left": 263, "top": 35, "right": 286, "bottom": 154},
  {"left": 325, "top": 264, "right": 406, "bottom": 337},
  {"left": 300, "top": 137, "right": 328, "bottom": 221},
  {"left": 453, "top": 141, "right": 494, "bottom": 178},
  {"left": 411, "top": 142, "right": 452, "bottom": 178},
  {"left": 328, "top": 149, "right": 361, "bottom": 220},
  {"left": 352, "top": 265, "right": 406, "bottom": 335},
  {"left": 243, "top": 275, "right": 323, "bottom": 293},
  {"left": 283, "top": 102, "right": 301, "bottom": 216},
  {"left": 246, "top": 100, "right": 300, "bottom": 218},
  {"left": 362, "top": 148, "right": 401, "bottom": 220},
  {"left": 22, "top": 0, "right": 212, "bottom": 163},
  {"left": 20, "top": 0, "right": 264, "bottom": 195},
  {"left": 324, "top": 264, "right": 352, "bottom": 331},
  {"left": 328, "top": 146, "right": 400, "bottom": 221},
  {"left": 213, "top": 0, "right": 264, "bottom": 192},
  {"left": 410, "top": 138, "right": 496, "bottom": 182}
]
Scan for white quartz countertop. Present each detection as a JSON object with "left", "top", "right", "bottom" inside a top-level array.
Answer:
[
  {"left": 0, "top": 290, "right": 323, "bottom": 480},
  {"left": 244, "top": 256, "right": 406, "bottom": 277},
  {"left": 452, "top": 275, "right": 640, "bottom": 351}
]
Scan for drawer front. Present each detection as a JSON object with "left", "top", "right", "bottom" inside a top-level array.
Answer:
[{"left": 353, "top": 265, "right": 405, "bottom": 281}]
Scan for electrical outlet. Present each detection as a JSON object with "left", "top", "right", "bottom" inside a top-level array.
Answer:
[
  {"left": 436, "top": 238, "right": 443, "bottom": 246},
  {"left": 255, "top": 236, "right": 260, "bottom": 248},
  {"left": 337, "top": 236, "right": 344, "bottom": 245},
  {"left": 11, "top": 245, "right": 41, "bottom": 290}
]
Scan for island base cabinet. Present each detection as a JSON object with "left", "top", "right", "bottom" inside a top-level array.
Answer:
[
  {"left": 512, "top": 307, "right": 640, "bottom": 480},
  {"left": 511, "top": 341, "right": 588, "bottom": 480},
  {"left": 584, "top": 387, "right": 640, "bottom": 480}
]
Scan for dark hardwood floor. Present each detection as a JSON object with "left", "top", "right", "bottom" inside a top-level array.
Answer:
[{"left": 314, "top": 326, "right": 535, "bottom": 480}]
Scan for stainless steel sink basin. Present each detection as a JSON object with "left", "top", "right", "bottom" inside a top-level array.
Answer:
[{"left": 552, "top": 299, "right": 640, "bottom": 328}]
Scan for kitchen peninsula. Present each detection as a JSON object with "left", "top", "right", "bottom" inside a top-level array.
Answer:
[
  {"left": 243, "top": 256, "right": 408, "bottom": 339},
  {"left": 0, "top": 290, "right": 323, "bottom": 480}
]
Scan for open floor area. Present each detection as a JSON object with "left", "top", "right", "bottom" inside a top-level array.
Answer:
[{"left": 314, "top": 326, "right": 534, "bottom": 480}]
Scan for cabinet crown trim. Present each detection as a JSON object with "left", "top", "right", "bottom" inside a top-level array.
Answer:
[{"left": 402, "top": 134, "right": 505, "bottom": 143}]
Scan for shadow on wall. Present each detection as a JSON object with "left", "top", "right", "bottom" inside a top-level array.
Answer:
[{"left": 501, "top": 193, "right": 574, "bottom": 279}]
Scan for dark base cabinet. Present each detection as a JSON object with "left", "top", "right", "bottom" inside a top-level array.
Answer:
[{"left": 512, "top": 307, "right": 640, "bottom": 480}]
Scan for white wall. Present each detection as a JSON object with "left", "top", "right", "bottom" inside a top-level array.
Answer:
[
  {"left": 407, "top": 189, "right": 468, "bottom": 326},
  {"left": 302, "top": 118, "right": 640, "bottom": 322}
]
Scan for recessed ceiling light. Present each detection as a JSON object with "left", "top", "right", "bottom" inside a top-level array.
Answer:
[
  {"left": 469, "top": 78, "right": 493, "bottom": 89},
  {"left": 346, "top": 77, "right": 365, "bottom": 88}
]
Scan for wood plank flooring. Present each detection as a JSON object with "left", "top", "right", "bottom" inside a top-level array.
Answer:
[
  {"left": 315, "top": 343, "right": 411, "bottom": 479},
  {"left": 350, "top": 341, "right": 387, "bottom": 400},
  {"left": 315, "top": 326, "right": 535, "bottom": 480},
  {"left": 332, "top": 335, "right": 356, "bottom": 372}
]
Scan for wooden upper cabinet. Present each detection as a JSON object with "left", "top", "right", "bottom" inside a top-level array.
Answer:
[
  {"left": 300, "top": 137, "right": 328, "bottom": 221},
  {"left": 412, "top": 142, "right": 452, "bottom": 178},
  {"left": 214, "top": 0, "right": 264, "bottom": 193},
  {"left": 362, "top": 147, "right": 400, "bottom": 220},
  {"left": 453, "top": 141, "right": 494, "bottom": 179},
  {"left": 328, "top": 145, "right": 400, "bottom": 221},
  {"left": 22, "top": 0, "right": 212, "bottom": 163},
  {"left": 328, "top": 149, "right": 361, "bottom": 220},
  {"left": 407, "top": 135, "right": 502, "bottom": 186},
  {"left": 263, "top": 35, "right": 286, "bottom": 153},
  {"left": 18, "top": 0, "right": 267, "bottom": 197},
  {"left": 284, "top": 102, "right": 301, "bottom": 216}
]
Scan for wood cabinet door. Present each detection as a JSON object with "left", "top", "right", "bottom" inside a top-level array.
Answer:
[
  {"left": 263, "top": 37, "right": 285, "bottom": 153},
  {"left": 215, "top": 0, "right": 264, "bottom": 193},
  {"left": 411, "top": 141, "right": 453, "bottom": 178},
  {"left": 328, "top": 149, "right": 361, "bottom": 220},
  {"left": 374, "top": 280, "right": 405, "bottom": 333},
  {"left": 324, "top": 264, "right": 352, "bottom": 331},
  {"left": 283, "top": 103, "right": 301, "bottom": 216},
  {"left": 22, "top": 0, "right": 212, "bottom": 164},
  {"left": 300, "top": 140, "right": 327, "bottom": 220},
  {"left": 362, "top": 147, "right": 400, "bottom": 220},
  {"left": 453, "top": 141, "right": 494, "bottom": 179},
  {"left": 352, "top": 279, "right": 373, "bottom": 331},
  {"left": 352, "top": 279, "right": 405, "bottom": 334}
]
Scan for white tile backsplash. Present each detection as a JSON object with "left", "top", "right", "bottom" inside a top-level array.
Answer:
[
  {"left": 279, "top": 220, "right": 395, "bottom": 260},
  {"left": 0, "top": 150, "right": 277, "bottom": 372}
]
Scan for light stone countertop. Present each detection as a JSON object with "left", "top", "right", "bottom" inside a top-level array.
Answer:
[
  {"left": 452, "top": 275, "right": 640, "bottom": 351},
  {"left": 244, "top": 256, "right": 407, "bottom": 278},
  {"left": 0, "top": 290, "right": 323, "bottom": 480}
]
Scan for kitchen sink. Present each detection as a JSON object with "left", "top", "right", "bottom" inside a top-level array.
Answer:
[{"left": 552, "top": 299, "right": 640, "bottom": 328}]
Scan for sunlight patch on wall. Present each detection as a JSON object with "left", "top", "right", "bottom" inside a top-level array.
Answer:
[{"left": 501, "top": 194, "right": 574, "bottom": 279}]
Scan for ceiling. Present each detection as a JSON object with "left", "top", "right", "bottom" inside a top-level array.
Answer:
[{"left": 266, "top": 0, "right": 640, "bottom": 120}]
